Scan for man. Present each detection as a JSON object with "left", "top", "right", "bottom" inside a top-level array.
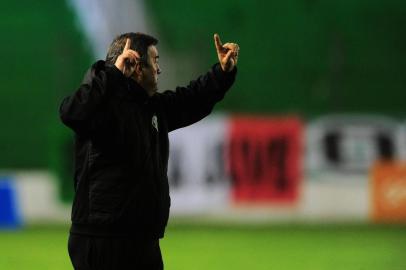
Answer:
[{"left": 60, "top": 32, "right": 239, "bottom": 269}]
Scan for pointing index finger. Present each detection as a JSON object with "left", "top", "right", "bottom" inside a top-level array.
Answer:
[
  {"left": 123, "top": 38, "right": 131, "bottom": 52},
  {"left": 214, "top": 33, "right": 223, "bottom": 51}
]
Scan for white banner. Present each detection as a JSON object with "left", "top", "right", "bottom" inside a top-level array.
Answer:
[
  {"left": 306, "top": 115, "right": 400, "bottom": 173},
  {"left": 168, "top": 115, "right": 231, "bottom": 214}
]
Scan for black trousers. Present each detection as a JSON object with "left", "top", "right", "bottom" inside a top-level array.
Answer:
[{"left": 68, "top": 234, "right": 163, "bottom": 270}]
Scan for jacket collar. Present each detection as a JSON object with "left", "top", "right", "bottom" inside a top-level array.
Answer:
[{"left": 116, "top": 77, "right": 150, "bottom": 104}]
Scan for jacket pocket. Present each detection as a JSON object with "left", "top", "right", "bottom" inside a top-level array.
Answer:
[{"left": 88, "top": 164, "right": 128, "bottom": 223}]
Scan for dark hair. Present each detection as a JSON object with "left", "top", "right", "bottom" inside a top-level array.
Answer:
[{"left": 105, "top": 32, "right": 158, "bottom": 66}]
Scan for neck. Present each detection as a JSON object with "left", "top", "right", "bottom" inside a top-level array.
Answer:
[
  {"left": 133, "top": 77, "right": 155, "bottom": 97},
  {"left": 146, "top": 90, "right": 154, "bottom": 97}
]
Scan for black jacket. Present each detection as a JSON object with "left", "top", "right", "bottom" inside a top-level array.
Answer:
[{"left": 59, "top": 60, "right": 236, "bottom": 239}]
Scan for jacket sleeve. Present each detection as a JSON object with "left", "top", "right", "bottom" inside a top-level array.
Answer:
[
  {"left": 59, "top": 61, "right": 126, "bottom": 135},
  {"left": 159, "top": 63, "right": 237, "bottom": 132}
]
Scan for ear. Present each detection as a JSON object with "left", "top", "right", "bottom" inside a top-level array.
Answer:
[{"left": 135, "top": 62, "right": 143, "bottom": 75}]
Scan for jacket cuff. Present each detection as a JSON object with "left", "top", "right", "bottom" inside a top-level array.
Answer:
[
  {"left": 212, "top": 63, "right": 237, "bottom": 89},
  {"left": 105, "top": 63, "right": 128, "bottom": 88}
]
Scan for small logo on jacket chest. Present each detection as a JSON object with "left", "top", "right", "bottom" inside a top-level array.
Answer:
[{"left": 152, "top": 115, "right": 158, "bottom": 132}]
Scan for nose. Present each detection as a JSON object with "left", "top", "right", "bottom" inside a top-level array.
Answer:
[{"left": 157, "top": 66, "right": 162, "bottom": 75}]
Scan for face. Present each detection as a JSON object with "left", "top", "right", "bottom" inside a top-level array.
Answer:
[{"left": 137, "top": 45, "right": 161, "bottom": 96}]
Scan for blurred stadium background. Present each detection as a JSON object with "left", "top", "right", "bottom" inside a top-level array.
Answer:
[{"left": 1, "top": 0, "right": 406, "bottom": 269}]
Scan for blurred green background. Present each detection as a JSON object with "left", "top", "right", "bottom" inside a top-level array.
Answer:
[
  {"left": 1, "top": 0, "right": 406, "bottom": 169},
  {"left": 1, "top": 0, "right": 405, "bottom": 269},
  {"left": 1, "top": 224, "right": 406, "bottom": 270}
]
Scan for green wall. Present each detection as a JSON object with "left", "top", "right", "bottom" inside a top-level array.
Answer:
[
  {"left": 146, "top": 0, "right": 406, "bottom": 116},
  {"left": 0, "top": 0, "right": 92, "bottom": 169}
]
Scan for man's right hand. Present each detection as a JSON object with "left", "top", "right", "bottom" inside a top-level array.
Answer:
[
  {"left": 114, "top": 38, "right": 140, "bottom": 78},
  {"left": 214, "top": 33, "right": 239, "bottom": 72}
]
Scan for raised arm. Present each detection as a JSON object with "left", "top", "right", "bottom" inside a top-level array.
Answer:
[
  {"left": 59, "top": 39, "right": 140, "bottom": 135},
  {"left": 159, "top": 34, "right": 239, "bottom": 132}
]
